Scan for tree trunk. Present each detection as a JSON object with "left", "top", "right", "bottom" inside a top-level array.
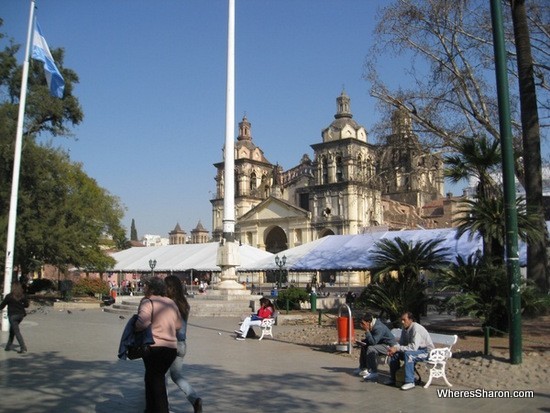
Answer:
[{"left": 510, "top": 0, "right": 548, "bottom": 292}]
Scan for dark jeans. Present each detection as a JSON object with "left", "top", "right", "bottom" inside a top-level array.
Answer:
[
  {"left": 6, "top": 314, "right": 27, "bottom": 351},
  {"left": 143, "top": 346, "right": 177, "bottom": 413}
]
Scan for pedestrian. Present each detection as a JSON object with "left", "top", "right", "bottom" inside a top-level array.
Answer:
[
  {"left": 135, "top": 277, "right": 182, "bottom": 413},
  {"left": 164, "top": 275, "right": 202, "bottom": 413},
  {"left": 1, "top": 281, "right": 29, "bottom": 353}
]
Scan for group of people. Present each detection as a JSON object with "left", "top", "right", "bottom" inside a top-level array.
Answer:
[
  {"left": 134, "top": 276, "right": 202, "bottom": 413},
  {"left": 355, "top": 311, "right": 434, "bottom": 390},
  {"left": 234, "top": 296, "right": 274, "bottom": 340}
]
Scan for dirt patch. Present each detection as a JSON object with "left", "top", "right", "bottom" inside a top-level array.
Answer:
[{"left": 275, "top": 311, "right": 550, "bottom": 391}]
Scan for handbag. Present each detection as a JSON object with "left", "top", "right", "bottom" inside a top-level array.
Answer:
[{"left": 127, "top": 298, "right": 154, "bottom": 360}]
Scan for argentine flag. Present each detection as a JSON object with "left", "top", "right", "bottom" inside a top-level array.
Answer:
[{"left": 31, "top": 21, "right": 65, "bottom": 98}]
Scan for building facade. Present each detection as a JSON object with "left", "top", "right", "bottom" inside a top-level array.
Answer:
[{"left": 211, "top": 92, "right": 445, "bottom": 258}]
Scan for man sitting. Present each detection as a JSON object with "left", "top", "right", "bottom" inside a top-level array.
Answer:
[
  {"left": 387, "top": 311, "right": 434, "bottom": 390},
  {"left": 355, "top": 312, "right": 397, "bottom": 381}
]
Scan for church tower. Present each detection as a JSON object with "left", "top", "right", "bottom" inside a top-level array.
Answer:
[
  {"left": 211, "top": 115, "right": 275, "bottom": 241},
  {"left": 303, "top": 91, "right": 383, "bottom": 236},
  {"left": 378, "top": 108, "right": 444, "bottom": 207}
]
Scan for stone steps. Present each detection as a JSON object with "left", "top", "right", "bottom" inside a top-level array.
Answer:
[{"left": 103, "top": 295, "right": 258, "bottom": 318}]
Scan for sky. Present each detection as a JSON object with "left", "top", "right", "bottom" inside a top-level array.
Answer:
[{"left": 3, "top": 0, "right": 467, "bottom": 239}]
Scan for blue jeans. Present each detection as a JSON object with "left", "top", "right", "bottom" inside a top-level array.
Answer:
[
  {"left": 389, "top": 348, "right": 428, "bottom": 383},
  {"left": 169, "top": 341, "right": 199, "bottom": 406}
]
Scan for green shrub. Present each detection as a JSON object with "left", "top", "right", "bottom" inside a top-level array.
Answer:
[
  {"left": 276, "top": 286, "right": 310, "bottom": 310},
  {"left": 27, "top": 278, "right": 56, "bottom": 294},
  {"left": 72, "top": 278, "right": 110, "bottom": 297}
]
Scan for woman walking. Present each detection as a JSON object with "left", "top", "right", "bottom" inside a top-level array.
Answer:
[
  {"left": 1, "top": 281, "right": 29, "bottom": 353},
  {"left": 135, "top": 277, "right": 182, "bottom": 413},
  {"left": 164, "top": 275, "right": 202, "bottom": 413}
]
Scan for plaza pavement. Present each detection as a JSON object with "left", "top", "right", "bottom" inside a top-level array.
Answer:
[{"left": 0, "top": 306, "right": 547, "bottom": 413}]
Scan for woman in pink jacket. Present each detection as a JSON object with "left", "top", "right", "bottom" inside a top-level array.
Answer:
[{"left": 135, "top": 277, "right": 182, "bottom": 413}]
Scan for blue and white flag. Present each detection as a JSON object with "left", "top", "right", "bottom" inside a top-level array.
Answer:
[{"left": 31, "top": 21, "right": 65, "bottom": 98}]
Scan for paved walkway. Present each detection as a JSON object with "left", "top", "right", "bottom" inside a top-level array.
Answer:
[{"left": 0, "top": 307, "right": 547, "bottom": 413}]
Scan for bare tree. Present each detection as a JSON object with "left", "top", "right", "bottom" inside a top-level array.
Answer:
[{"left": 365, "top": 0, "right": 549, "bottom": 290}]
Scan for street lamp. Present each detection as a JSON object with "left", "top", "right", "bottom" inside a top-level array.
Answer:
[
  {"left": 149, "top": 259, "right": 157, "bottom": 277},
  {"left": 274, "top": 255, "right": 287, "bottom": 289}
]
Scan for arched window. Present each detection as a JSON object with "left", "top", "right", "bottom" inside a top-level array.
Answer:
[
  {"left": 250, "top": 172, "right": 257, "bottom": 191},
  {"left": 336, "top": 156, "right": 343, "bottom": 182},
  {"left": 322, "top": 157, "right": 328, "bottom": 184}
]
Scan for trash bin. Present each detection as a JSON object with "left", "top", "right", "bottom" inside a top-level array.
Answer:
[
  {"left": 310, "top": 292, "right": 317, "bottom": 313},
  {"left": 337, "top": 316, "right": 355, "bottom": 343}
]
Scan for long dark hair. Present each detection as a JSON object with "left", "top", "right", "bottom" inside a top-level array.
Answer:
[
  {"left": 11, "top": 282, "right": 25, "bottom": 301},
  {"left": 165, "top": 275, "right": 190, "bottom": 322}
]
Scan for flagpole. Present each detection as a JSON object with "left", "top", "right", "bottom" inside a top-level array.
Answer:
[
  {"left": 216, "top": 0, "right": 244, "bottom": 291},
  {"left": 2, "top": 0, "right": 36, "bottom": 332}
]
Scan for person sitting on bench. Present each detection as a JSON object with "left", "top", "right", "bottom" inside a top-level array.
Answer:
[
  {"left": 355, "top": 312, "right": 396, "bottom": 381},
  {"left": 387, "top": 311, "right": 434, "bottom": 391},
  {"left": 234, "top": 297, "right": 274, "bottom": 341}
]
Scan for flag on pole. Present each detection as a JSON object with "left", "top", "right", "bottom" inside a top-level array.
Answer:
[{"left": 31, "top": 21, "right": 65, "bottom": 98}]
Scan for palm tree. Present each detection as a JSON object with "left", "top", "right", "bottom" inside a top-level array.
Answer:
[
  {"left": 510, "top": 0, "right": 548, "bottom": 292},
  {"left": 444, "top": 134, "right": 501, "bottom": 199},
  {"left": 361, "top": 237, "right": 450, "bottom": 323},
  {"left": 454, "top": 195, "right": 543, "bottom": 263},
  {"left": 369, "top": 237, "right": 450, "bottom": 282}
]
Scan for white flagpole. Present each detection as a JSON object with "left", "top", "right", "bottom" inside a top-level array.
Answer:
[
  {"left": 216, "top": 0, "right": 243, "bottom": 290},
  {"left": 222, "top": 0, "right": 235, "bottom": 241},
  {"left": 2, "top": 0, "right": 36, "bottom": 332}
]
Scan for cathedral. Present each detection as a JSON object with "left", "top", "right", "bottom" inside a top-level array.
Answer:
[{"left": 210, "top": 91, "right": 445, "bottom": 255}]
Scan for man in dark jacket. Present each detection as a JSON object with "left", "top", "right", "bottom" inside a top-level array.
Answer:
[{"left": 355, "top": 312, "right": 396, "bottom": 381}]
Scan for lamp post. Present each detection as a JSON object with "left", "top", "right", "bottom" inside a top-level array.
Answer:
[
  {"left": 149, "top": 259, "right": 157, "bottom": 278},
  {"left": 274, "top": 255, "right": 286, "bottom": 289}
]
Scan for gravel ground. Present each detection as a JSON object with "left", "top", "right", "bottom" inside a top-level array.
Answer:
[{"left": 274, "top": 312, "right": 550, "bottom": 392}]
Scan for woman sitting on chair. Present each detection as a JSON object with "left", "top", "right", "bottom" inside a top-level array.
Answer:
[{"left": 234, "top": 297, "right": 274, "bottom": 341}]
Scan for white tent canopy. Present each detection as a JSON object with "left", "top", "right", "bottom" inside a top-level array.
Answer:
[
  {"left": 238, "top": 226, "right": 530, "bottom": 272},
  {"left": 109, "top": 242, "right": 273, "bottom": 273}
]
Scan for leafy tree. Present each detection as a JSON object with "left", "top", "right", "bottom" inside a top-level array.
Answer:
[
  {"left": 130, "top": 218, "right": 138, "bottom": 241},
  {"left": 0, "top": 22, "right": 126, "bottom": 276}
]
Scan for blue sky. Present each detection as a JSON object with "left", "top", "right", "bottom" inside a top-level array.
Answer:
[{"left": 3, "top": 0, "right": 462, "bottom": 239}]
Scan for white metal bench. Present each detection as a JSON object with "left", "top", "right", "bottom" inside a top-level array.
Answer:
[
  {"left": 258, "top": 317, "right": 275, "bottom": 341},
  {"left": 390, "top": 328, "right": 458, "bottom": 388}
]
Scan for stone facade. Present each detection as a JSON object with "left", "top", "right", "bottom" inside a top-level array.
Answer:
[{"left": 211, "top": 92, "right": 446, "bottom": 256}]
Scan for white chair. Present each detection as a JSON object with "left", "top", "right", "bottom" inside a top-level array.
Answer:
[{"left": 423, "top": 347, "right": 453, "bottom": 388}]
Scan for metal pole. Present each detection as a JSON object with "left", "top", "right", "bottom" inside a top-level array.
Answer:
[
  {"left": 490, "top": 0, "right": 522, "bottom": 364},
  {"left": 2, "top": 0, "right": 36, "bottom": 332}
]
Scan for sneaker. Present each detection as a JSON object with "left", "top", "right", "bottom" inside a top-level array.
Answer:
[
  {"left": 363, "top": 372, "right": 378, "bottom": 381},
  {"left": 4, "top": 345, "right": 13, "bottom": 352},
  {"left": 355, "top": 369, "right": 369, "bottom": 376},
  {"left": 235, "top": 336, "right": 245, "bottom": 341},
  {"left": 234, "top": 330, "right": 243, "bottom": 335},
  {"left": 401, "top": 382, "right": 415, "bottom": 390},
  {"left": 18, "top": 349, "right": 27, "bottom": 354}
]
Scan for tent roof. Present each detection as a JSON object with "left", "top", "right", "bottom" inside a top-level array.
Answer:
[
  {"left": 109, "top": 242, "right": 273, "bottom": 272},
  {"left": 240, "top": 227, "right": 486, "bottom": 271}
]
